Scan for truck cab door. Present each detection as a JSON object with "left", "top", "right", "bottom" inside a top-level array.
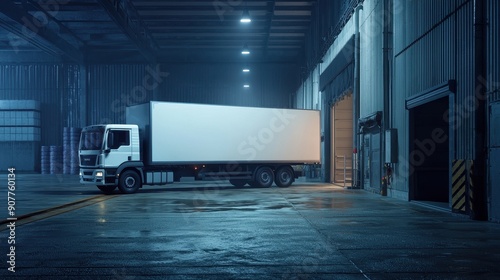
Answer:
[{"left": 103, "top": 129, "right": 132, "bottom": 167}]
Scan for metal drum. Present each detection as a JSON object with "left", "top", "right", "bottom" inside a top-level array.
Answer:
[
  {"left": 63, "top": 127, "right": 82, "bottom": 174},
  {"left": 49, "top": 145, "right": 63, "bottom": 174},
  {"left": 40, "top": 145, "right": 50, "bottom": 174}
]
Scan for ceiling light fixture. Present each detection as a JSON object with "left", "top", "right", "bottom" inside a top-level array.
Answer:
[
  {"left": 241, "top": 44, "right": 250, "bottom": 55},
  {"left": 242, "top": 68, "right": 250, "bottom": 72},
  {"left": 243, "top": 84, "right": 250, "bottom": 88},
  {"left": 240, "top": 10, "right": 251, "bottom": 23}
]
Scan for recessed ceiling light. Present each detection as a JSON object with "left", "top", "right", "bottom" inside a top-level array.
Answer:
[
  {"left": 240, "top": 10, "right": 251, "bottom": 23},
  {"left": 241, "top": 44, "right": 250, "bottom": 55}
]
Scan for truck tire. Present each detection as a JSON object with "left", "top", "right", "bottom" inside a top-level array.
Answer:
[
  {"left": 229, "top": 179, "right": 247, "bottom": 187},
  {"left": 97, "top": 185, "right": 116, "bottom": 195},
  {"left": 118, "top": 170, "right": 141, "bottom": 194},
  {"left": 275, "top": 166, "right": 294, "bottom": 188},
  {"left": 253, "top": 166, "right": 274, "bottom": 188}
]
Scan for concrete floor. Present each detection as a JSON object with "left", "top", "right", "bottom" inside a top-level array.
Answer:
[{"left": 1, "top": 174, "right": 500, "bottom": 279}]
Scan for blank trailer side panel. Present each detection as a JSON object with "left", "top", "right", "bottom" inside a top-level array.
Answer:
[{"left": 127, "top": 101, "right": 320, "bottom": 165}]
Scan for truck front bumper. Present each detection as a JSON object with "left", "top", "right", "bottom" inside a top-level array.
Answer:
[{"left": 80, "top": 168, "right": 116, "bottom": 186}]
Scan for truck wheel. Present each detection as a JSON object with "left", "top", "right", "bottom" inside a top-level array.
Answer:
[
  {"left": 118, "top": 170, "right": 141, "bottom": 194},
  {"left": 253, "top": 167, "right": 274, "bottom": 188},
  {"left": 275, "top": 166, "right": 294, "bottom": 188},
  {"left": 97, "top": 185, "right": 116, "bottom": 194},
  {"left": 229, "top": 179, "right": 247, "bottom": 187}
]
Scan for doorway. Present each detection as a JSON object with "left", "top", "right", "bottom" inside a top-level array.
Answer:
[
  {"left": 330, "top": 94, "right": 353, "bottom": 186},
  {"left": 362, "top": 132, "right": 381, "bottom": 191},
  {"left": 409, "top": 97, "right": 450, "bottom": 206}
]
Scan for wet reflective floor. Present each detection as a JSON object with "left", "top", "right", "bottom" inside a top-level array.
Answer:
[{"left": 1, "top": 174, "right": 500, "bottom": 279}]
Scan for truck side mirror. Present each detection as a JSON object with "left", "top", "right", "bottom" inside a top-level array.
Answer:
[
  {"left": 107, "top": 132, "right": 115, "bottom": 149},
  {"left": 104, "top": 148, "right": 111, "bottom": 154}
]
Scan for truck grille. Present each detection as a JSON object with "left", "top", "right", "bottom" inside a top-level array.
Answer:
[{"left": 80, "top": 155, "right": 97, "bottom": 167}]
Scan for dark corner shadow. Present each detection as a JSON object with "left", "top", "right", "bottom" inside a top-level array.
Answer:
[
  {"left": 31, "top": 190, "right": 106, "bottom": 196},
  {"left": 132, "top": 185, "right": 246, "bottom": 194},
  {"left": 101, "top": 184, "right": 293, "bottom": 195},
  {"left": 34, "top": 184, "right": 297, "bottom": 196},
  {"left": 97, "top": 184, "right": 256, "bottom": 195}
]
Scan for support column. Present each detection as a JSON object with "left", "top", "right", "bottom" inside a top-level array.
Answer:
[
  {"left": 79, "top": 64, "right": 88, "bottom": 128},
  {"left": 352, "top": 4, "right": 363, "bottom": 188},
  {"left": 471, "top": 0, "right": 488, "bottom": 220}
]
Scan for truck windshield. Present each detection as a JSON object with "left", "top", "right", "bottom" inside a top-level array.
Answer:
[{"left": 79, "top": 127, "right": 105, "bottom": 150}]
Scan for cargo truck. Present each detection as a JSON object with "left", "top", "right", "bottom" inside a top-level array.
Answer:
[{"left": 79, "top": 101, "right": 320, "bottom": 194}]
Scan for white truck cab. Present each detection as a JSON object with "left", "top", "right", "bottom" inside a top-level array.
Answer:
[{"left": 79, "top": 124, "right": 141, "bottom": 192}]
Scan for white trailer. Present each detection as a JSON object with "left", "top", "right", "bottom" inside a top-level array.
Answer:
[{"left": 79, "top": 101, "right": 320, "bottom": 194}]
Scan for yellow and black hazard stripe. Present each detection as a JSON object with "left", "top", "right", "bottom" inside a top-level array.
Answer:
[
  {"left": 467, "top": 160, "right": 474, "bottom": 214},
  {"left": 452, "top": 159, "right": 467, "bottom": 213}
]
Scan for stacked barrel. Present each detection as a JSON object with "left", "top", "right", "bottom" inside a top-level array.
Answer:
[
  {"left": 41, "top": 145, "right": 63, "bottom": 174},
  {"left": 49, "top": 145, "right": 63, "bottom": 174},
  {"left": 40, "top": 146, "right": 50, "bottom": 174},
  {"left": 40, "top": 127, "right": 81, "bottom": 175},
  {"left": 63, "top": 127, "right": 82, "bottom": 174}
]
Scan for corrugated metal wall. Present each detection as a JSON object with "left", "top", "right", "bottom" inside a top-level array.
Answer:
[
  {"left": 391, "top": 0, "right": 473, "bottom": 193},
  {"left": 359, "top": 0, "right": 383, "bottom": 115},
  {"left": 87, "top": 64, "right": 150, "bottom": 125},
  {"left": 0, "top": 64, "right": 83, "bottom": 146},
  {"left": 455, "top": 0, "right": 474, "bottom": 159},
  {"left": 295, "top": 65, "right": 320, "bottom": 110},
  {"left": 394, "top": 0, "right": 457, "bottom": 56},
  {"left": 490, "top": 0, "right": 500, "bottom": 103},
  {"left": 155, "top": 63, "right": 298, "bottom": 109}
]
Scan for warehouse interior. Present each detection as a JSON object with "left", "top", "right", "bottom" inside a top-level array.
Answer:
[{"left": 0, "top": 0, "right": 499, "bottom": 222}]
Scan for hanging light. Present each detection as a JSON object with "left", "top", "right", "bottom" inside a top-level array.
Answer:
[{"left": 240, "top": 10, "right": 251, "bottom": 23}]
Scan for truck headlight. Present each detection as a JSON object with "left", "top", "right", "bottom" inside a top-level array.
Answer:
[{"left": 95, "top": 171, "right": 103, "bottom": 178}]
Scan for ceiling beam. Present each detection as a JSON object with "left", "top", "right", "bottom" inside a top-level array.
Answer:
[
  {"left": 0, "top": 0, "right": 83, "bottom": 63},
  {"left": 97, "top": 0, "right": 158, "bottom": 63},
  {"left": 155, "top": 41, "right": 302, "bottom": 46},
  {"left": 262, "top": 0, "right": 277, "bottom": 58}
]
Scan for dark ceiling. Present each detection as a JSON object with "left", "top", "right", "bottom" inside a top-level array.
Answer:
[{"left": 0, "top": 0, "right": 316, "bottom": 64}]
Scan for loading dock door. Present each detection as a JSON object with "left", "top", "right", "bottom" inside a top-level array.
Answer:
[
  {"left": 331, "top": 95, "right": 353, "bottom": 185},
  {"left": 409, "top": 97, "right": 450, "bottom": 204}
]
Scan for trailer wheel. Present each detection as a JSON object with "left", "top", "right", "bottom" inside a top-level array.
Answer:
[
  {"left": 275, "top": 166, "right": 294, "bottom": 188},
  {"left": 118, "top": 170, "right": 141, "bottom": 194},
  {"left": 97, "top": 185, "right": 116, "bottom": 194},
  {"left": 253, "top": 167, "right": 274, "bottom": 188},
  {"left": 229, "top": 179, "right": 247, "bottom": 187}
]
